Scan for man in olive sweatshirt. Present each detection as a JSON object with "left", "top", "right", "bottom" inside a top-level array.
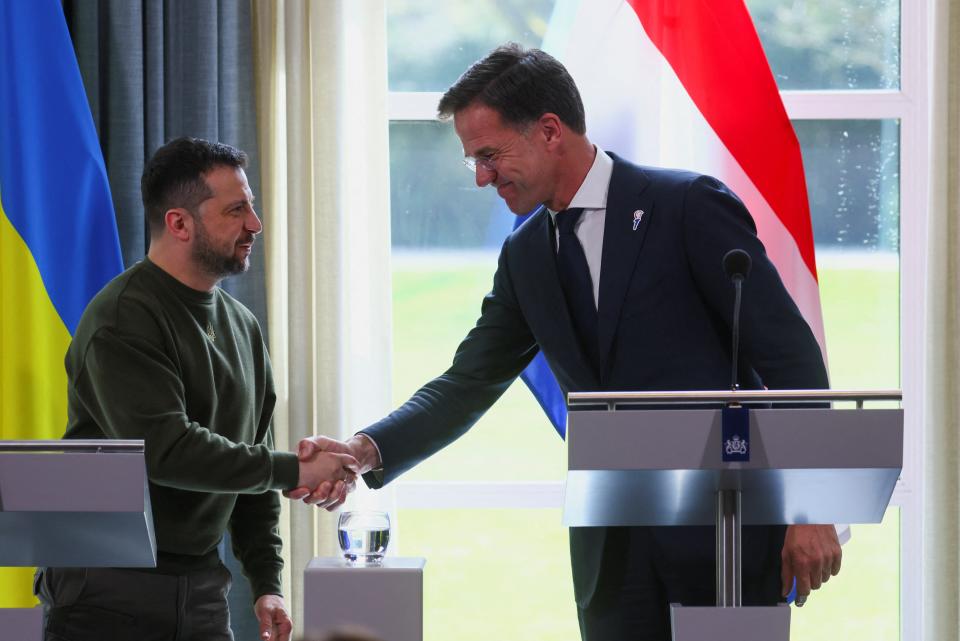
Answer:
[{"left": 36, "top": 138, "right": 357, "bottom": 641}]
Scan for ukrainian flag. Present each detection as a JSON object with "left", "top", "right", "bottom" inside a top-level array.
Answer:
[{"left": 0, "top": 0, "right": 123, "bottom": 606}]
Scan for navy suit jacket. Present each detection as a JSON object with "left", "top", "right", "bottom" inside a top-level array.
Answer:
[{"left": 362, "top": 154, "right": 829, "bottom": 606}]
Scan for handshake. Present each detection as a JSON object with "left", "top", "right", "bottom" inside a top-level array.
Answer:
[{"left": 285, "top": 435, "right": 381, "bottom": 510}]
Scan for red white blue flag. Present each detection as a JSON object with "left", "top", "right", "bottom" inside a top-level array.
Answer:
[{"left": 521, "top": 0, "right": 825, "bottom": 438}]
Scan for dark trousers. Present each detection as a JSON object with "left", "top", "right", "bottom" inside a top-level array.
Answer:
[
  {"left": 35, "top": 564, "right": 234, "bottom": 641},
  {"left": 577, "top": 525, "right": 784, "bottom": 641}
]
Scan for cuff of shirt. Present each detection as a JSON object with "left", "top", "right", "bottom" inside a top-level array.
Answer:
[
  {"left": 353, "top": 432, "right": 383, "bottom": 471},
  {"left": 271, "top": 450, "right": 301, "bottom": 491}
]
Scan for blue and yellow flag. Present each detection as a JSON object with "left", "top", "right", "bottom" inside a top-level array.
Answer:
[{"left": 0, "top": 0, "right": 123, "bottom": 606}]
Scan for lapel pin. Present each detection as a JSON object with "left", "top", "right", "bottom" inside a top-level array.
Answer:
[{"left": 633, "top": 209, "right": 645, "bottom": 231}]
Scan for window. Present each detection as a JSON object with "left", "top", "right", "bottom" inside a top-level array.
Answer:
[
  {"left": 384, "top": 1, "right": 923, "bottom": 639},
  {"left": 789, "top": 117, "right": 902, "bottom": 638}
]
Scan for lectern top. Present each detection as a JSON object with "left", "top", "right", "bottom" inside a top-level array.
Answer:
[
  {"left": 0, "top": 439, "right": 144, "bottom": 453},
  {"left": 563, "top": 406, "right": 902, "bottom": 526},
  {"left": 567, "top": 389, "right": 902, "bottom": 409},
  {"left": 0, "top": 443, "right": 156, "bottom": 567}
]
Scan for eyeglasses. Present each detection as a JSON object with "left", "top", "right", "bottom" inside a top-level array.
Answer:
[
  {"left": 462, "top": 154, "right": 498, "bottom": 174},
  {"left": 462, "top": 128, "right": 528, "bottom": 173}
]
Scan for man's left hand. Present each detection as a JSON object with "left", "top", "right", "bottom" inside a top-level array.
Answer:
[
  {"left": 285, "top": 435, "right": 376, "bottom": 510},
  {"left": 781, "top": 524, "right": 842, "bottom": 606},
  {"left": 254, "top": 594, "right": 292, "bottom": 641}
]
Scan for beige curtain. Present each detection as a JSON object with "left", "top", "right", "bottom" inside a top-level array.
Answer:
[
  {"left": 924, "top": 0, "right": 960, "bottom": 638},
  {"left": 252, "top": 0, "right": 392, "bottom": 632}
]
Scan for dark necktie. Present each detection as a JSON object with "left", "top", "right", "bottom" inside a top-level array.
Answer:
[{"left": 556, "top": 208, "right": 599, "bottom": 372}]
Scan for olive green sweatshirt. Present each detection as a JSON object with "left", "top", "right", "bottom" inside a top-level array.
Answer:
[{"left": 64, "top": 257, "right": 299, "bottom": 598}]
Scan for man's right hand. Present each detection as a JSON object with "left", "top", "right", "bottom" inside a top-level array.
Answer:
[
  {"left": 285, "top": 435, "right": 381, "bottom": 510},
  {"left": 291, "top": 449, "right": 359, "bottom": 507}
]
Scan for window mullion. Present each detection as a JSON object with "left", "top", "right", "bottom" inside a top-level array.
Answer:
[
  {"left": 389, "top": 91, "right": 444, "bottom": 121},
  {"left": 395, "top": 481, "right": 565, "bottom": 510},
  {"left": 782, "top": 90, "right": 909, "bottom": 120}
]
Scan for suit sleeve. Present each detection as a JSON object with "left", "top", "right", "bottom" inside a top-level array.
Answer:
[
  {"left": 680, "top": 175, "right": 829, "bottom": 390},
  {"left": 360, "top": 238, "right": 540, "bottom": 487}
]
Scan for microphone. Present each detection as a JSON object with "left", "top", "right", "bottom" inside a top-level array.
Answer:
[
  {"left": 723, "top": 248, "right": 752, "bottom": 282},
  {"left": 722, "top": 249, "right": 752, "bottom": 391}
]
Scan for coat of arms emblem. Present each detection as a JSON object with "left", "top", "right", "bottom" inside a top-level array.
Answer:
[{"left": 724, "top": 435, "right": 748, "bottom": 456}]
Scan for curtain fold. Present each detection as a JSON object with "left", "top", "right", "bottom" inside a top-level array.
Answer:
[
  {"left": 923, "top": 0, "right": 960, "bottom": 638},
  {"left": 252, "top": 0, "right": 393, "bottom": 632},
  {"left": 63, "top": 0, "right": 268, "bottom": 329}
]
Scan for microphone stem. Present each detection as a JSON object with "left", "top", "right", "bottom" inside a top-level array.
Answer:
[{"left": 731, "top": 277, "right": 742, "bottom": 391}]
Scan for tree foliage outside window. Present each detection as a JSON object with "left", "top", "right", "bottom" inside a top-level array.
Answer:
[
  {"left": 388, "top": 0, "right": 900, "bottom": 92},
  {"left": 746, "top": 0, "right": 900, "bottom": 90},
  {"left": 387, "top": 0, "right": 556, "bottom": 92}
]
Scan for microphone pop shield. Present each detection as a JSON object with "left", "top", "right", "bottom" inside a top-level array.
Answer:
[{"left": 723, "top": 249, "right": 752, "bottom": 281}]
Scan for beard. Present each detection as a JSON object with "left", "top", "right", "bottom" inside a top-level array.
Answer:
[{"left": 192, "top": 219, "right": 251, "bottom": 280}]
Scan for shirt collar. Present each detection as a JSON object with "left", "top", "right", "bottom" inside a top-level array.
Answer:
[{"left": 546, "top": 146, "right": 613, "bottom": 220}]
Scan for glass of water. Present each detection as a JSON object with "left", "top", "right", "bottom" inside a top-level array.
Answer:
[{"left": 338, "top": 511, "right": 390, "bottom": 566}]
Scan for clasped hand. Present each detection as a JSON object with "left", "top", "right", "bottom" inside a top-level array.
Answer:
[
  {"left": 285, "top": 439, "right": 360, "bottom": 510},
  {"left": 284, "top": 435, "right": 374, "bottom": 510}
]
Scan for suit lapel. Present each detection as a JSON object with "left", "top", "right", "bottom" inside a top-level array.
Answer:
[
  {"left": 597, "top": 157, "right": 654, "bottom": 379},
  {"left": 523, "top": 208, "right": 600, "bottom": 388}
]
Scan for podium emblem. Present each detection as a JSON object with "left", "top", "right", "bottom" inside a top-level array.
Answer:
[
  {"left": 721, "top": 405, "right": 750, "bottom": 461},
  {"left": 724, "top": 435, "right": 748, "bottom": 456}
]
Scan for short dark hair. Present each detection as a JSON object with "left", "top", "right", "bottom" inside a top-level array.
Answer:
[
  {"left": 437, "top": 43, "right": 586, "bottom": 134},
  {"left": 141, "top": 137, "right": 247, "bottom": 236}
]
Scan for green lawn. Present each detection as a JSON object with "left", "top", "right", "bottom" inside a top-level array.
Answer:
[{"left": 392, "top": 257, "right": 901, "bottom": 641}]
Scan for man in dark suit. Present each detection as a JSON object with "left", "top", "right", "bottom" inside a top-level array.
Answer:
[{"left": 289, "top": 44, "right": 841, "bottom": 640}]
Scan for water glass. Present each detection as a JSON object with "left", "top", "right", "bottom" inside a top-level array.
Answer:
[{"left": 337, "top": 511, "right": 390, "bottom": 566}]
